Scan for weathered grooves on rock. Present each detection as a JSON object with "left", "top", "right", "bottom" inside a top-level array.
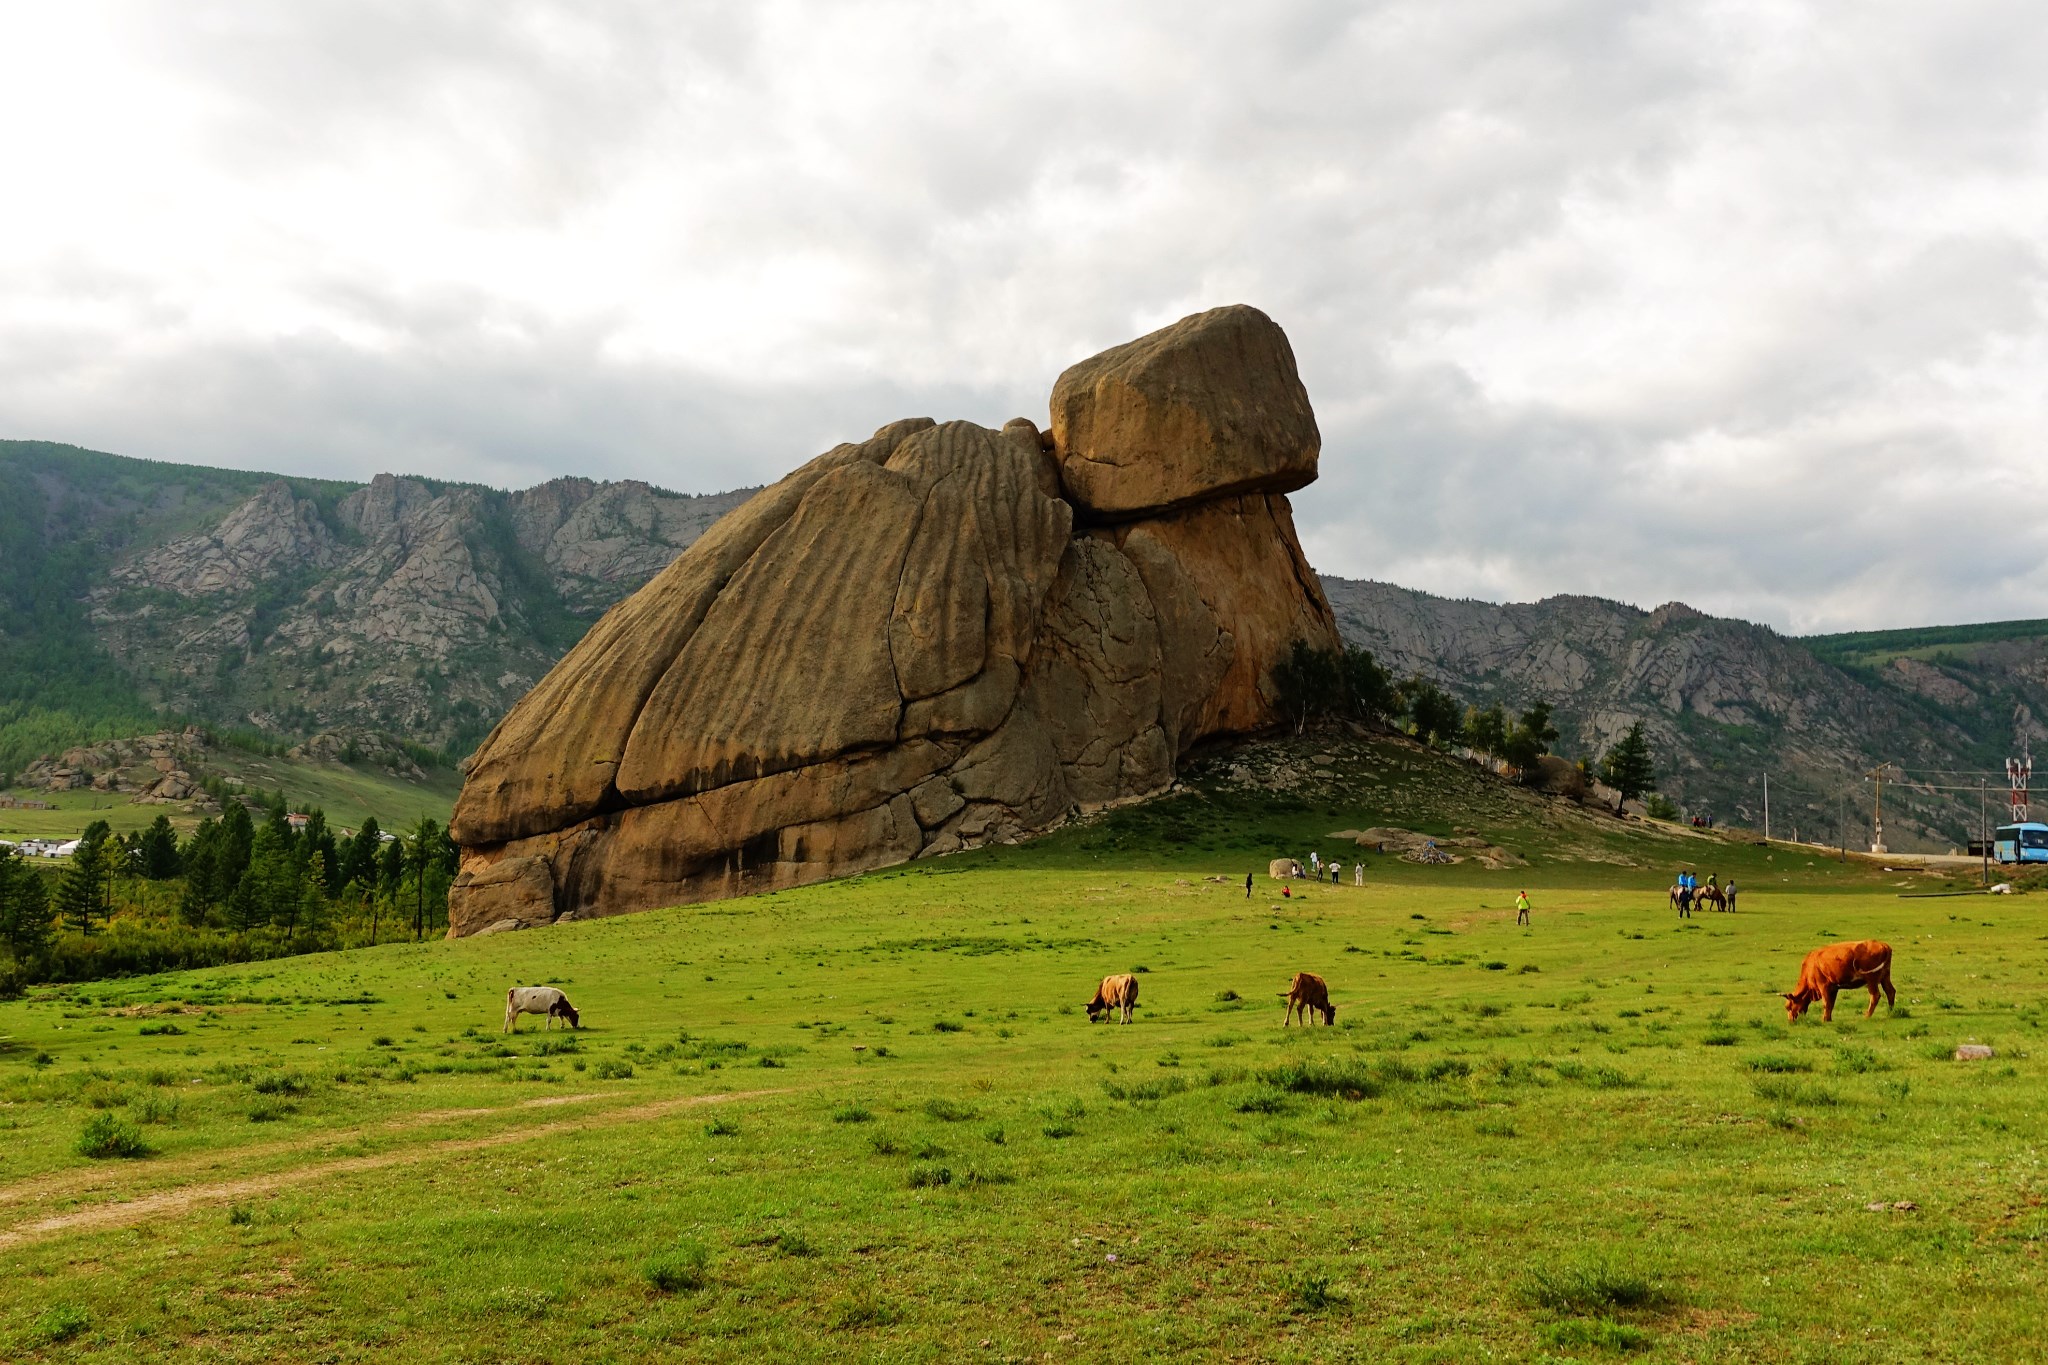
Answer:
[{"left": 447, "top": 305, "right": 1339, "bottom": 936}]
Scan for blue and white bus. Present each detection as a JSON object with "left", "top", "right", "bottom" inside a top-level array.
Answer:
[{"left": 1993, "top": 823, "right": 2048, "bottom": 864}]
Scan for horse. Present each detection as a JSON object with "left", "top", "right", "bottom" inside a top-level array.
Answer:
[
  {"left": 1695, "top": 884, "right": 1728, "bottom": 912},
  {"left": 1669, "top": 884, "right": 1694, "bottom": 918}
]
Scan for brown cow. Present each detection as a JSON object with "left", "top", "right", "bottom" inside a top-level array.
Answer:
[
  {"left": 1784, "top": 940, "right": 1895, "bottom": 1022},
  {"left": 1087, "top": 973, "right": 1139, "bottom": 1024},
  {"left": 1280, "top": 971, "right": 1336, "bottom": 1026}
]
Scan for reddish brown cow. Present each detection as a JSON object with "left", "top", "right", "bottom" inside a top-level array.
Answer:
[
  {"left": 1087, "top": 973, "right": 1140, "bottom": 1024},
  {"left": 1784, "top": 940, "right": 1895, "bottom": 1022},
  {"left": 1280, "top": 972, "right": 1336, "bottom": 1026}
]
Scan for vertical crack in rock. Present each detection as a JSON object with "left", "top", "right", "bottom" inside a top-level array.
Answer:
[{"left": 448, "top": 306, "right": 1338, "bottom": 936}]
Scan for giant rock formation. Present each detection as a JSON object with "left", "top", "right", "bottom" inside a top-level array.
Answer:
[{"left": 446, "top": 305, "right": 1339, "bottom": 935}]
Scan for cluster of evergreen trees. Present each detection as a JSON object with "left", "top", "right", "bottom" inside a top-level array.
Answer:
[
  {"left": 0, "top": 796, "right": 460, "bottom": 989},
  {"left": 1269, "top": 640, "right": 1658, "bottom": 806}
]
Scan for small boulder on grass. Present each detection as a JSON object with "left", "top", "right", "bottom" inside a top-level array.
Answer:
[
  {"left": 1955, "top": 1044, "right": 1994, "bottom": 1061},
  {"left": 77, "top": 1113, "right": 149, "bottom": 1160}
]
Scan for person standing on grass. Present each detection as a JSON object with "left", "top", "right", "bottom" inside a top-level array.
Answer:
[
  {"left": 1354, "top": 862, "right": 1364, "bottom": 887},
  {"left": 1725, "top": 879, "right": 1738, "bottom": 912},
  {"left": 1245, "top": 871, "right": 1253, "bottom": 899},
  {"left": 1309, "top": 850, "right": 1320, "bottom": 876},
  {"left": 1515, "top": 890, "right": 1531, "bottom": 926}
]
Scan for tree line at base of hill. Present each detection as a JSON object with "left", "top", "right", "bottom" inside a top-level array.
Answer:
[
  {"left": 1271, "top": 641, "right": 1658, "bottom": 810},
  {"left": 0, "top": 793, "right": 459, "bottom": 993}
]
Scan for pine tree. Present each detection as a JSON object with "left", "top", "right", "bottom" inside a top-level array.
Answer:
[
  {"left": 139, "top": 814, "right": 181, "bottom": 879},
  {"left": 0, "top": 849, "right": 55, "bottom": 962},
  {"left": 56, "top": 840, "right": 104, "bottom": 936},
  {"left": 1502, "top": 703, "right": 1560, "bottom": 774},
  {"left": 405, "top": 817, "right": 442, "bottom": 941},
  {"left": 1599, "top": 722, "right": 1658, "bottom": 813}
]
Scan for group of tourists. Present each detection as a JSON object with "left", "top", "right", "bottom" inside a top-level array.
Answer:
[{"left": 1305, "top": 850, "right": 1364, "bottom": 886}]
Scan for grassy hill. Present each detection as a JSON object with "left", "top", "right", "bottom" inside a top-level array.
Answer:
[{"left": 0, "top": 735, "right": 2039, "bottom": 1360}]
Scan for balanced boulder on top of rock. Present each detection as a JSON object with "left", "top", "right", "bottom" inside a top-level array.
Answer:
[
  {"left": 1049, "top": 303, "right": 1319, "bottom": 519},
  {"left": 446, "top": 305, "right": 1338, "bottom": 937}
]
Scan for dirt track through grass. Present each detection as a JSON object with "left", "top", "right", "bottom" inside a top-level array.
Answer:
[{"left": 0, "top": 1089, "right": 776, "bottom": 1250}]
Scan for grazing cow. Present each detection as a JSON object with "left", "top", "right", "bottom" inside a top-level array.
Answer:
[
  {"left": 1280, "top": 971, "right": 1336, "bottom": 1026},
  {"left": 1783, "top": 941, "right": 1895, "bottom": 1023},
  {"left": 1086, "top": 973, "right": 1140, "bottom": 1024},
  {"left": 504, "top": 986, "right": 580, "bottom": 1032}
]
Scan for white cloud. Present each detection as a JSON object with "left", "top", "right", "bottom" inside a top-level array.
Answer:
[{"left": 0, "top": 0, "right": 2043, "bottom": 633}]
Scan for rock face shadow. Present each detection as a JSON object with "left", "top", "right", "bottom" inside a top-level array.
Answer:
[{"left": 446, "top": 304, "right": 1340, "bottom": 937}]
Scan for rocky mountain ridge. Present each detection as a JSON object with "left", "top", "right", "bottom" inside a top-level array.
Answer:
[
  {"left": 1322, "top": 577, "right": 2048, "bottom": 850},
  {"left": 0, "top": 439, "right": 753, "bottom": 770}
]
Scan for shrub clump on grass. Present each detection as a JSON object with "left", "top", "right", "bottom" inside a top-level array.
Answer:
[
  {"left": 248, "top": 1100, "right": 297, "bottom": 1123},
  {"left": 831, "top": 1103, "right": 874, "bottom": 1124},
  {"left": 828, "top": 1286, "right": 901, "bottom": 1330},
  {"left": 907, "top": 1164, "right": 953, "bottom": 1188},
  {"left": 922, "top": 1097, "right": 977, "bottom": 1122},
  {"left": 1745, "top": 1054, "right": 1812, "bottom": 1074},
  {"left": 642, "top": 1241, "right": 711, "bottom": 1293},
  {"left": 35, "top": 1304, "right": 90, "bottom": 1344},
  {"left": 1519, "top": 1257, "right": 1667, "bottom": 1314},
  {"left": 1259, "top": 1058, "right": 1387, "bottom": 1101},
  {"left": 1753, "top": 1077, "right": 1840, "bottom": 1107},
  {"left": 591, "top": 1059, "right": 634, "bottom": 1080},
  {"left": 138, "top": 1021, "right": 184, "bottom": 1036},
  {"left": 703, "top": 1115, "right": 739, "bottom": 1137},
  {"left": 76, "top": 1113, "right": 149, "bottom": 1159},
  {"left": 252, "top": 1071, "right": 312, "bottom": 1096},
  {"left": 1102, "top": 1075, "right": 1189, "bottom": 1101},
  {"left": 775, "top": 1229, "right": 815, "bottom": 1257},
  {"left": 531, "top": 1035, "right": 578, "bottom": 1056},
  {"left": 1288, "top": 1271, "right": 1345, "bottom": 1313},
  {"left": 1702, "top": 1028, "right": 1740, "bottom": 1046},
  {"left": 1542, "top": 1317, "right": 1653, "bottom": 1353}
]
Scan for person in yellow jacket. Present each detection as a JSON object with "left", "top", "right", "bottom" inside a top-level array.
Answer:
[{"left": 1515, "top": 890, "right": 1531, "bottom": 926}]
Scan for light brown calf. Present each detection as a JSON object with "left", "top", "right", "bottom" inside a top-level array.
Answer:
[{"left": 1280, "top": 971, "right": 1335, "bottom": 1026}]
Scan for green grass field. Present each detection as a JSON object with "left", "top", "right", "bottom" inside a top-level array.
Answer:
[{"left": 0, "top": 810, "right": 2042, "bottom": 1361}]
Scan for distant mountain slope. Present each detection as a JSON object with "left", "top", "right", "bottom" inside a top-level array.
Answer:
[
  {"left": 0, "top": 440, "right": 756, "bottom": 771},
  {"left": 1321, "top": 576, "right": 2046, "bottom": 851}
]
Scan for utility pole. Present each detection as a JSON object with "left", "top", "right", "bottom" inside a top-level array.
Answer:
[
  {"left": 1763, "top": 773, "right": 1770, "bottom": 843},
  {"left": 1868, "top": 762, "right": 1893, "bottom": 854},
  {"left": 1981, "top": 779, "right": 1990, "bottom": 886},
  {"left": 1838, "top": 791, "right": 1847, "bottom": 862}
]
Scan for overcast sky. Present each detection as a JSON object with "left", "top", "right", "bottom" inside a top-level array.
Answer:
[{"left": 3, "top": 2, "right": 2043, "bottom": 634}]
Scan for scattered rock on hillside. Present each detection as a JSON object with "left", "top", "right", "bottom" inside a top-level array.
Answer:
[
  {"left": 1329, "top": 826, "right": 1527, "bottom": 869},
  {"left": 448, "top": 306, "right": 1340, "bottom": 936}
]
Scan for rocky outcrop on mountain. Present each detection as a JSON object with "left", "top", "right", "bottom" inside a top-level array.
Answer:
[
  {"left": 16, "top": 728, "right": 213, "bottom": 806},
  {"left": 113, "top": 480, "right": 336, "bottom": 595},
  {"left": 447, "top": 305, "right": 1339, "bottom": 935}
]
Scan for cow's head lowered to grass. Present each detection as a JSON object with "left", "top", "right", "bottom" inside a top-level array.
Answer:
[{"left": 552, "top": 997, "right": 581, "bottom": 1028}]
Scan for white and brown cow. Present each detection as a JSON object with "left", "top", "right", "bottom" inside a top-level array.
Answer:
[{"left": 504, "top": 986, "right": 581, "bottom": 1032}]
